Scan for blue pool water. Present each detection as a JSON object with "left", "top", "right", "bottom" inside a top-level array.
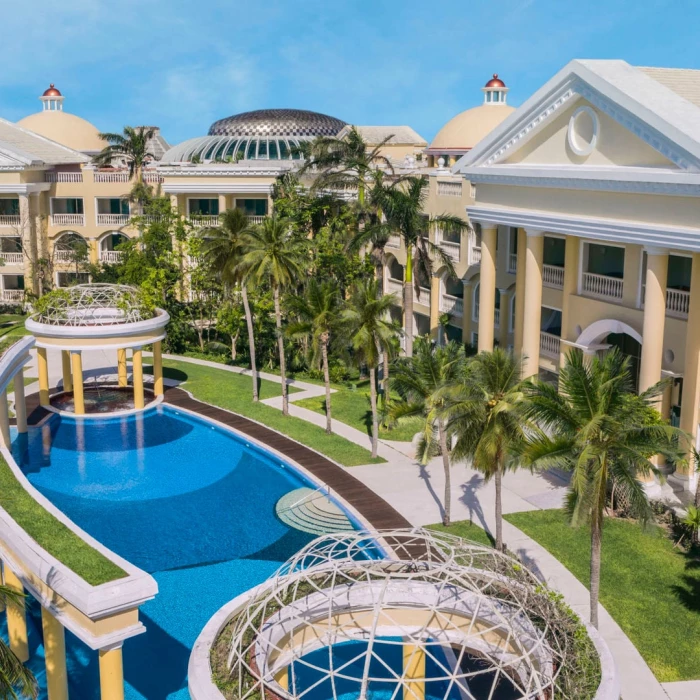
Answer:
[{"left": 6, "top": 405, "right": 337, "bottom": 699}]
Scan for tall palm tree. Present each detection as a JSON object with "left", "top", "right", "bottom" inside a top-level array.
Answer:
[
  {"left": 382, "top": 176, "right": 467, "bottom": 356},
  {"left": 199, "top": 208, "right": 260, "bottom": 401},
  {"left": 286, "top": 280, "right": 344, "bottom": 433},
  {"left": 0, "top": 585, "right": 37, "bottom": 699},
  {"left": 242, "top": 217, "right": 306, "bottom": 416},
  {"left": 443, "top": 349, "right": 528, "bottom": 550},
  {"left": 94, "top": 126, "right": 156, "bottom": 183},
  {"left": 343, "top": 279, "right": 398, "bottom": 458},
  {"left": 522, "top": 348, "right": 682, "bottom": 628},
  {"left": 390, "top": 337, "right": 466, "bottom": 525}
]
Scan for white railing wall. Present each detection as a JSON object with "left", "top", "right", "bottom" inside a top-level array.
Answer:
[
  {"left": 540, "top": 331, "right": 561, "bottom": 358},
  {"left": 582, "top": 272, "right": 623, "bottom": 300},
  {"left": 543, "top": 264, "right": 564, "bottom": 289},
  {"left": 100, "top": 250, "right": 125, "bottom": 264},
  {"left": 440, "top": 294, "right": 463, "bottom": 316},
  {"left": 51, "top": 214, "right": 85, "bottom": 226},
  {"left": 94, "top": 172, "right": 130, "bottom": 183},
  {"left": 96, "top": 214, "right": 130, "bottom": 226},
  {"left": 0, "top": 216, "right": 21, "bottom": 227},
  {"left": 45, "top": 172, "right": 83, "bottom": 183},
  {"left": 386, "top": 278, "right": 403, "bottom": 296},
  {"left": 0, "top": 252, "right": 24, "bottom": 265}
]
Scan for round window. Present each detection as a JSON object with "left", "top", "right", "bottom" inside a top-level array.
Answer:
[{"left": 567, "top": 106, "right": 599, "bottom": 157}]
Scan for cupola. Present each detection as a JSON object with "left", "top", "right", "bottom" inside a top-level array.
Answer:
[
  {"left": 482, "top": 73, "right": 508, "bottom": 105},
  {"left": 40, "top": 84, "right": 64, "bottom": 112}
]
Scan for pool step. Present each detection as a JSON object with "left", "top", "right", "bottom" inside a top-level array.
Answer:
[{"left": 276, "top": 487, "right": 354, "bottom": 536}]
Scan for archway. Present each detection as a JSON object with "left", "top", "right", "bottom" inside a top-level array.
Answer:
[{"left": 99, "top": 231, "right": 129, "bottom": 263}]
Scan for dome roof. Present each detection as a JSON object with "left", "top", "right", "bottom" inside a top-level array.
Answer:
[
  {"left": 17, "top": 110, "right": 106, "bottom": 153},
  {"left": 485, "top": 73, "right": 506, "bottom": 88},
  {"left": 42, "top": 83, "right": 62, "bottom": 97},
  {"left": 208, "top": 108, "right": 346, "bottom": 138},
  {"left": 429, "top": 103, "right": 515, "bottom": 152}
]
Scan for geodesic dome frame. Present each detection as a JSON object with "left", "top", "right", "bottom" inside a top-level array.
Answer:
[{"left": 217, "top": 529, "right": 603, "bottom": 700}]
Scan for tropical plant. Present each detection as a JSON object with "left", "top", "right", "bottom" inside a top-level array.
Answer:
[
  {"left": 521, "top": 348, "right": 682, "bottom": 628},
  {"left": 382, "top": 176, "right": 468, "bottom": 356},
  {"left": 343, "top": 279, "right": 398, "bottom": 458},
  {"left": 286, "top": 280, "right": 344, "bottom": 433},
  {"left": 683, "top": 505, "right": 700, "bottom": 546},
  {"left": 199, "top": 208, "right": 260, "bottom": 400},
  {"left": 442, "top": 348, "right": 528, "bottom": 549},
  {"left": 0, "top": 584, "right": 37, "bottom": 699},
  {"left": 242, "top": 216, "right": 306, "bottom": 415},
  {"left": 93, "top": 126, "right": 156, "bottom": 184},
  {"left": 390, "top": 337, "right": 466, "bottom": 525}
]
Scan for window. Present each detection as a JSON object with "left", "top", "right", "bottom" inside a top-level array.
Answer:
[
  {"left": 52, "top": 198, "right": 84, "bottom": 214},
  {"left": 0, "top": 237, "right": 22, "bottom": 253},
  {"left": 668, "top": 255, "right": 692, "bottom": 291},
  {"left": 585, "top": 243, "right": 624, "bottom": 277},
  {"left": 57, "top": 272, "right": 89, "bottom": 287},
  {"left": 97, "top": 198, "right": 129, "bottom": 215},
  {"left": 2, "top": 274, "right": 24, "bottom": 290},
  {"left": 189, "top": 199, "right": 219, "bottom": 216},
  {"left": 540, "top": 307, "right": 562, "bottom": 337},
  {"left": 543, "top": 237, "right": 565, "bottom": 267},
  {"left": 0, "top": 199, "right": 19, "bottom": 216},
  {"left": 235, "top": 199, "right": 268, "bottom": 216}
]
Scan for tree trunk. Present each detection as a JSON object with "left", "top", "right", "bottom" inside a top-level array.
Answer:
[
  {"left": 368, "top": 365, "right": 379, "bottom": 459},
  {"left": 383, "top": 348, "right": 390, "bottom": 397},
  {"left": 438, "top": 420, "right": 451, "bottom": 526},
  {"left": 274, "top": 285, "right": 288, "bottom": 415},
  {"left": 590, "top": 518, "right": 602, "bottom": 628},
  {"left": 495, "top": 464, "right": 504, "bottom": 551},
  {"left": 230, "top": 332, "right": 239, "bottom": 361},
  {"left": 241, "top": 284, "right": 259, "bottom": 402},
  {"left": 322, "top": 336, "right": 332, "bottom": 434},
  {"left": 404, "top": 244, "right": 414, "bottom": 357}
]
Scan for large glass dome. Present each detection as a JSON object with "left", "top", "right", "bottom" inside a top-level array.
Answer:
[{"left": 161, "top": 108, "right": 346, "bottom": 164}]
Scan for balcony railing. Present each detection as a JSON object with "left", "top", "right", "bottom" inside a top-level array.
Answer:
[
  {"left": 386, "top": 278, "right": 403, "bottom": 296},
  {"left": 387, "top": 235, "right": 401, "bottom": 249},
  {"left": 416, "top": 287, "right": 431, "bottom": 306},
  {"left": 494, "top": 307, "right": 500, "bottom": 329},
  {"left": 0, "top": 216, "right": 20, "bottom": 227},
  {"left": 187, "top": 215, "right": 219, "bottom": 227},
  {"left": 143, "top": 172, "right": 163, "bottom": 184},
  {"left": 543, "top": 263, "right": 564, "bottom": 289},
  {"left": 508, "top": 253, "right": 517, "bottom": 274},
  {"left": 470, "top": 246, "right": 482, "bottom": 265},
  {"left": 473, "top": 299, "right": 479, "bottom": 321},
  {"left": 246, "top": 215, "right": 266, "bottom": 225},
  {"left": 437, "top": 180, "right": 462, "bottom": 197},
  {"left": 45, "top": 172, "right": 83, "bottom": 183},
  {"left": 97, "top": 214, "right": 130, "bottom": 225},
  {"left": 435, "top": 230, "right": 460, "bottom": 263},
  {"left": 53, "top": 250, "right": 79, "bottom": 263},
  {"left": 440, "top": 293, "right": 463, "bottom": 316},
  {"left": 642, "top": 285, "right": 691, "bottom": 319},
  {"left": 51, "top": 213, "right": 85, "bottom": 226},
  {"left": 100, "top": 250, "right": 124, "bottom": 264},
  {"left": 0, "top": 290, "right": 24, "bottom": 304},
  {"left": 94, "top": 172, "right": 130, "bottom": 183},
  {"left": 0, "top": 252, "right": 24, "bottom": 265},
  {"left": 540, "top": 331, "right": 561, "bottom": 358},
  {"left": 582, "top": 271, "right": 623, "bottom": 300}
]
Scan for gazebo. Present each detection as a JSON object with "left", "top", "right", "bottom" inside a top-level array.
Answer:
[{"left": 25, "top": 284, "right": 169, "bottom": 415}]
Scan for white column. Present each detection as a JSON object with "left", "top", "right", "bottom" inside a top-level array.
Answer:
[
  {"left": 521, "top": 229, "right": 545, "bottom": 378},
  {"left": 477, "top": 224, "right": 497, "bottom": 352},
  {"left": 14, "top": 368, "right": 27, "bottom": 434}
]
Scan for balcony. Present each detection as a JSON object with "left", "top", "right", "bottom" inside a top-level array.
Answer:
[
  {"left": 470, "top": 246, "right": 482, "bottom": 265},
  {"left": 143, "top": 172, "right": 163, "bottom": 184},
  {"left": 100, "top": 250, "right": 124, "bottom": 264},
  {"left": 94, "top": 171, "right": 130, "bottom": 183},
  {"left": 188, "top": 215, "right": 219, "bottom": 227},
  {"left": 540, "top": 331, "right": 561, "bottom": 358},
  {"left": 508, "top": 253, "right": 517, "bottom": 274},
  {"left": 641, "top": 285, "right": 691, "bottom": 319},
  {"left": 543, "top": 264, "right": 564, "bottom": 289},
  {"left": 386, "top": 278, "right": 403, "bottom": 296},
  {"left": 247, "top": 215, "right": 266, "bottom": 225},
  {"left": 53, "top": 250, "right": 77, "bottom": 263},
  {"left": 97, "top": 214, "right": 130, "bottom": 226},
  {"left": 51, "top": 213, "right": 85, "bottom": 226},
  {"left": 435, "top": 230, "right": 460, "bottom": 263},
  {"left": 440, "top": 293, "right": 463, "bottom": 316},
  {"left": 0, "top": 252, "right": 23, "bottom": 265},
  {"left": 0, "top": 290, "right": 24, "bottom": 304},
  {"left": 0, "top": 216, "right": 20, "bottom": 227},
  {"left": 437, "top": 180, "right": 462, "bottom": 197},
  {"left": 45, "top": 172, "right": 83, "bottom": 183},
  {"left": 387, "top": 235, "right": 401, "bottom": 249},
  {"left": 416, "top": 287, "right": 431, "bottom": 307},
  {"left": 582, "top": 272, "right": 623, "bottom": 301}
]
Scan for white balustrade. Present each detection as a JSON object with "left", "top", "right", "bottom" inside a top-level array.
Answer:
[
  {"left": 470, "top": 246, "right": 482, "bottom": 265},
  {"left": 543, "top": 264, "right": 564, "bottom": 289},
  {"left": 417, "top": 287, "right": 431, "bottom": 305},
  {"left": 97, "top": 214, "right": 130, "bottom": 225},
  {"left": 508, "top": 253, "right": 517, "bottom": 274},
  {"left": 0, "top": 216, "right": 20, "bottom": 227},
  {"left": 0, "top": 252, "right": 24, "bottom": 265},
  {"left": 141, "top": 215, "right": 164, "bottom": 224},
  {"left": 387, "top": 235, "right": 401, "bottom": 249},
  {"left": 666, "top": 288, "right": 691, "bottom": 318},
  {"left": 386, "top": 278, "right": 403, "bottom": 296},
  {"left": 494, "top": 307, "right": 500, "bottom": 329},
  {"left": 540, "top": 331, "right": 561, "bottom": 358},
  {"left": 54, "top": 250, "right": 78, "bottom": 263},
  {"left": 246, "top": 215, "right": 266, "bottom": 224},
  {"left": 440, "top": 294, "right": 463, "bottom": 316},
  {"left": 0, "top": 290, "right": 24, "bottom": 303},
  {"left": 437, "top": 180, "right": 462, "bottom": 197},
  {"left": 100, "top": 250, "right": 124, "bottom": 264},
  {"left": 45, "top": 172, "right": 83, "bottom": 183},
  {"left": 94, "top": 171, "right": 130, "bottom": 183},
  {"left": 188, "top": 215, "right": 219, "bottom": 227},
  {"left": 435, "top": 230, "right": 460, "bottom": 263},
  {"left": 582, "top": 271, "right": 623, "bottom": 300},
  {"left": 143, "top": 172, "right": 163, "bottom": 183},
  {"left": 51, "top": 213, "right": 85, "bottom": 226},
  {"left": 473, "top": 299, "right": 479, "bottom": 321}
]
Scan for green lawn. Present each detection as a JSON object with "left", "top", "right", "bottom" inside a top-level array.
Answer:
[
  {"left": 295, "top": 381, "right": 422, "bottom": 442},
  {"left": 505, "top": 509, "right": 700, "bottom": 682},
  {"left": 427, "top": 519, "right": 495, "bottom": 547},
  {"left": 145, "top": 359, "right": 385, "bottom": 466},
  {"left": 0, "top": 453, "right": 126, "bottom": 585}
]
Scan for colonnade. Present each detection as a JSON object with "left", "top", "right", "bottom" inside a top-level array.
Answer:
[{"left": 0, "top": 367, "right": 27, "bottom": 448}]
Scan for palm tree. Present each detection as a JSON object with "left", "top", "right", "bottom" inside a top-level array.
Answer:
[
  {"left": 683, "top": 505, "right": 700, "bottom": 546},
  {"left": 382, "top": 176, "right": 468, "bottom": 356},
  {"left": 0, "top": 585, "right": 37, "bottom": 699},
  {"left": 390, "top": 337, "right": 466, "bottom": 525},
  {"left": 522, "top": 348, "right": 682, "bottom": 628},
  {"left": 286, "top": 280, "right": 344, "bottom": 433},
  {"left": 242, "top": 217, "right": 306, "bottom": 416},
  {"left": 199, "top": 209, "right": 259, "bottom": 401},
  {"left": 94, "top": 126, "right": 156, "bottom": 183},
  {"left": 443, "top": 348, "right": 528, "bottom": 550},
  {"left": 343, "top": 279, "right": 398, "bottom": 458}
]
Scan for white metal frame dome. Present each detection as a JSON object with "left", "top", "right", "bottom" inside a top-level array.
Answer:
[{"left": 217, "top": 529, "right": 605, "bottom": 700}]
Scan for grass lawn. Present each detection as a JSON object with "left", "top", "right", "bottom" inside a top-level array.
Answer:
[
  {"left": 505, "top": 509, "right": 700, "bottom": 682},
  {"left": 426, "top": 519, "right": 495, "bottom": 547},
  {"left": 0, "top": 453, "right": 126, "bottom": 585},
  {"left": 146, "top": 358, "right": 385, "bottom": 467},
  {"left": 295, "top": 381, "right": 422, "bottom": 443}
]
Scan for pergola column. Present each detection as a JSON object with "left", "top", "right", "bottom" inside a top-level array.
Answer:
[
  {"left": 37, "top": 346, "right": 50, "bottom": 406},
  {"left": 403, "top": 643, "right": 426, "bottom": 700},
  {"left": 3, "top": 566, "right": 29, "bottom": 662},
  {"left": 153, "top": 341, "right": 164, "bottom": 397},
  {"left": 71, "top": 350, "right": 85, "bottom": 415},
  {"left": 0, "top": 390, "right": 10, "bottom": 448},
  {"left": 14, "top": 368, "right": 27, "bottom": 434},
  {"left": 132, "top": 347, "right": 144, "bottom": 410},
  {"left": 99, "top": 646, "right": 125, "bottom": 700},
  {"left": 477, "top": 224, "right": 497, "bottom": 352},
  {"left": 41, "top": 607, "right": 69, "bottom": 700},
  {"left": 117, "top": 348, "right": 128, "bottom": 388},
  {"left": 61, "top": 350, "right": 73, "bottom": 392},
  {"left": 521, "top": 229, "right": 544, "bottom": 378}
]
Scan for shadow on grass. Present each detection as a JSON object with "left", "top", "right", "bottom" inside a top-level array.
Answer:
[{"left": 672, "top": 554, "right": 700, "bottom": 614}]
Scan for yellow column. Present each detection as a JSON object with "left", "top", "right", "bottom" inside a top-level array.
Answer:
[
  {"left": 218, "top": 193, "right": 228, "bottom": 215},
  {"left": 153, "top": 341, "right": 164, "bottom": 397},
  {"left": 498, "top": 288, "right": 511, "bottom": 348},
  {"left": 521, "top": 230, "right": 545, "bottom": 378},
  {"left": 132, "top": 347, "right": 144, "bottom": 409},
  {"left": 61, "top": 350, "right": 73, "bottom": 393},
  {"left": 639, "top": 248, "right": 668, "bottom": 396},
  {"left": 0, "top": 390, "right": 10, "bottom": 448},
  {"left": 513, "top": 228, "right": 527, "bottom": 354},
  {"left": 37, "top": 346, "right": 50, "bottom": 406},
  {"left": 3, "top": 566, "right": 29, "bottom": 662},
  {"left": 117, "top": 349, "right": 128, "bottom": 388},
  {"left": 14, "top": 368, "right": 27, "bottom": 434},
  {"left": 71, "top": 351, "right": 85, "bottom": 415},
  {"left": 461, "top": 281, "right": 473, "bottom": 344},
  {"left": 429, "top": 274, "right": 441, "bottom": 341},
  {"left": 477, "top": 225, "right": 497, "bottom": 352},
  {"left": 403, "top": 643, "right": 425, "bottom": 700},
  {"left": 558, "top": 235, "right": 580, "bottom": 369},
  {"left": 99, "top": 646, "right": 125, "bottom": 700},
  {"left": 89, "top": 239, "right": 99, "bottom": 265},
  {"left": 41, "top": 607, "right": 69, "bottom": 700}
]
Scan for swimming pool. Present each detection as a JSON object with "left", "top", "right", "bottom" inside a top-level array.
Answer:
[{"left": 8, "top": 405, "right": 352, "bottom": 699}]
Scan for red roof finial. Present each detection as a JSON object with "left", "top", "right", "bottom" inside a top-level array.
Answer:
[
  {"left": 485, "top": 73, "right": 506, "bottom": 88},
  {"left": 42, "top": 83, "right": 62, "bottom": 97}
]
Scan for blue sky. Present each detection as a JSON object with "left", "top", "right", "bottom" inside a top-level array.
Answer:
[{"left": 2, "top": 0, "right": 699, "bottom": 145}]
